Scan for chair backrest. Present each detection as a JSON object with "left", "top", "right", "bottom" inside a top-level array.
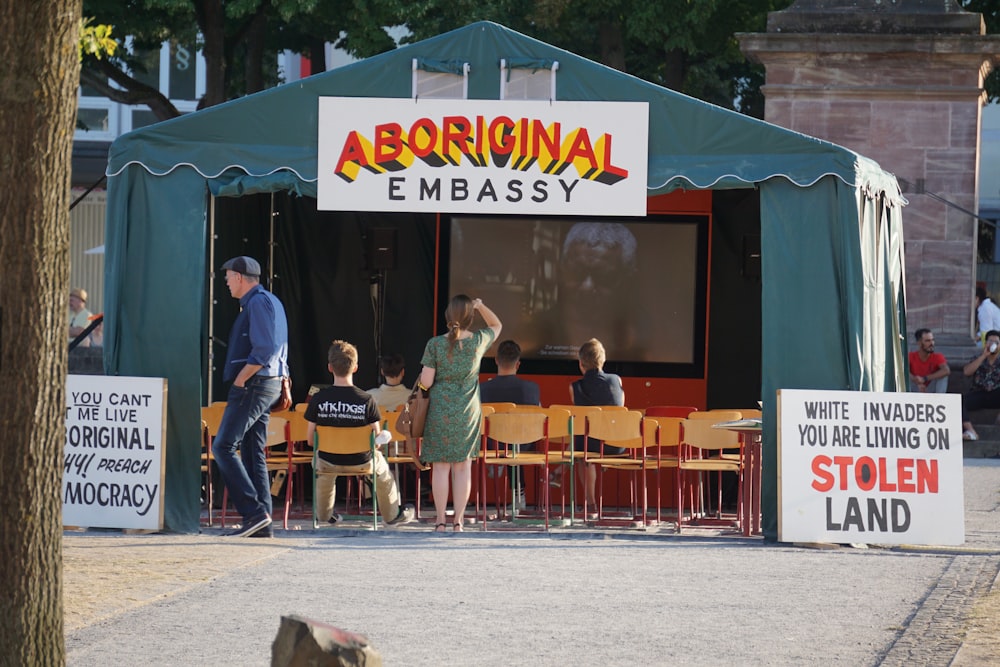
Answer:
[
  {"left": 537, "top": 407, "right": 572, "bottom": 440},
  {"left": 549, "top": 404, "right": 600, "bottom": 441},
  {"left": 642, "top": 415, "right": 684, "bottom": 447},
  {"left": 272, "top": 404, "right": 311, "bottom": 443},
  {"left": 265, "top": 417, "right": 289, "bottom": 448},
  {"left": 549, "top": 404, "right": 602, "bottom": 420},
  {"left": 201, "top": 402, "right": 228, "bottom": 437},
  {"left": 585, "top": 410, "right": 644, "bottom": 449},
  {"left": 486, "top": 412, "right": 548, "bottom": 447},
  {"left": 688, "top": 410, "right": 742, "bottom": 422},
  {"left": 313, "top": 425, "right": 374, "bottom": 456},
  {"left": 482, "top": 402, "right": 517, "bottom": 413},
  {"left": 679, "top": 417, "right": 741, "bottom": 451},
  {"left": 645, "top": 405, "right": 698, "bottom": 418}
]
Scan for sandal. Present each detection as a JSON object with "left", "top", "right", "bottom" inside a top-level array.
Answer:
[
  {"left": 434, "top": 523, "right": 447, "bottom": 533},
  {"left": 453, "top": 521, "right": 464, "bottom": 533}
]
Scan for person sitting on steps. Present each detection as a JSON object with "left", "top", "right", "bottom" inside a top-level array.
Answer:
[{"left": 961, "top": 329, "right": 1000, "bottom": 441}]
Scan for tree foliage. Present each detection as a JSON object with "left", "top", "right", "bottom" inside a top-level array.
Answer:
[
  {"left": 80, "top": 0, "right": 999, "bottom": 120},
  {"left": 385, "top": 0, "right": 791, "bottom": 116},
  {"left": 79, "top": 18, "right": 118, "bottom": 61},
  {"left": 960, "top": 0, "right": 1000, "bottom": 102},
  {"left": 81, "top": 0, "right": 405, "bottom": 120}
]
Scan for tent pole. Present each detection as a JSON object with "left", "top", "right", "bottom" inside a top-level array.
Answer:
[
  {"left": 207, "top": 192, "right": 216, "bottom": 405},
  {"left": 268, "top": 193, "right": 277, "bottom": 290}
]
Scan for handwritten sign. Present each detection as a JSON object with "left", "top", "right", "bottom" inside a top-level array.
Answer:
[
  {"left": 64, "top": 375, "right": 168, "bottom": 530},
  {"left": 778, "top": 389, "right": 964, "bottom": 545}
]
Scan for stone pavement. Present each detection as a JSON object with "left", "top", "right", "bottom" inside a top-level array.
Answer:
[{"left": 64, "top": 460, "right": 1000, "bottom": 666}]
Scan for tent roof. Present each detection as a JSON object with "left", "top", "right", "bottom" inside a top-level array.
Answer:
[{"left": 107, "top": 21, "right": 903, "bottom": 205}]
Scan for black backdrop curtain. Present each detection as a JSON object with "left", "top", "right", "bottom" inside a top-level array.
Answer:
[{"left": 208, "top": 193, "right": 438, "bottom": 404}]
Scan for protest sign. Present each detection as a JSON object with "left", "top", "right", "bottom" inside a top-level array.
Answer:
[
  {"left": 64, "top": 375, "right": 168, "bottom": 530},
  {"left": 778, "top": 389, "right": 963, "bottom": 545}
]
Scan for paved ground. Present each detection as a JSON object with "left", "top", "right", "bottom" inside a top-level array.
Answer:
[{"left": 64, "top": 460, "right": 1000, "bottom": 666}]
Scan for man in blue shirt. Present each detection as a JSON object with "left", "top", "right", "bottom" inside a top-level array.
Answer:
[
  {"left": 480, "top": 340, "right": 543, "bottom": 505},
  {"left": 213, "top": 256, "right": 289, "bottom": 537},
  {"left": 479, "top": 340, "right": 541, "bottom": 406}
]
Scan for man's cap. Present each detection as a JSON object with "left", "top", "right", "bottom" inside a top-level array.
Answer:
[
  {"left": 221, "top": 256, "right": 261, "bottom": 277},
  {"left": 70, "top": 287, "right": 88, "bottom": 302}
]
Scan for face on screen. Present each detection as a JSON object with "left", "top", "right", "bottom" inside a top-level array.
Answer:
[{"left": 449, "top": 216, "right": 701, "bottom": 366}]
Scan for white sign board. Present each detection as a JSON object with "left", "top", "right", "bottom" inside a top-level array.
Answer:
[
  {"left": 778, "top": 389, "right": 964, "bottom": 545},
  {"left": 317, "top": 97, "right": 649, "bottom": 216},
  {"left": 64, "top": 375, "right": 168, "bottom": 530}
]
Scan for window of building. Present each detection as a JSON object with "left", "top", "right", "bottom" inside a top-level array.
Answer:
[
  {"left": 500, "top": 58, "right": 558, "bottom": 101},
  {"left": 412, "top": 58, "right": 469, "bottom": 99}
]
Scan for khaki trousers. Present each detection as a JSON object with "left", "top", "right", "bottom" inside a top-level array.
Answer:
[{"left": 315, "top": 451, "right": 401, "bottom": 523}]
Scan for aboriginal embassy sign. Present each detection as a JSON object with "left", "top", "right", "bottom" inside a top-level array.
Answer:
[
  {"left": 317, "top": 98, "right": 649, "bottom": 216},
  {"left": 64, "top": 375, "right": 168, "bottom": 530},
  {"left": 778, "top": 389, "right": 964, "bottom": 545}
]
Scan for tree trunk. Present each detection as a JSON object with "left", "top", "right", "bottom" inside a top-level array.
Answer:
[
  {"left": 196, "top": 0, "right": 227, "bottom": 108},
  {"left": 0, "top": 0, "right": 81, "bottom": 664},
  {"left": 599, "top": 20, "right": 627, "bottom": 72},
  {"left": 244, "top": 11, "right": 267, "bottom": 95},
  {"left": 662, "top": 47, "right": 687, "bottom": 92}
]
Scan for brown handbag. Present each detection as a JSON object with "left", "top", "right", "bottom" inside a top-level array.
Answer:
[
  {"left": 271, "top": 376, "right": 292, "bottom": 413},
  {"left": 395, "top": 385, "right": 430, "bottom": 438}
]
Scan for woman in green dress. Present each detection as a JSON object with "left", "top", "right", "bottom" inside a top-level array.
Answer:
[{"left": 418, "top": 295, "right": 502, "bottom": 532}]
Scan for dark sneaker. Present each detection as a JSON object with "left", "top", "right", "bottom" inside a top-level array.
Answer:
[
  {"left": 328, "top": 512, "right": 343, "bottom": 525},
  {"left": 387, "top": 505, "right": 415, "bottom": 526},
  {"left": 223, "top": 514, "right": 271, "bottom": 537},
  {"left": 249, "top": 525, "right": 273, "bottom": 538}
]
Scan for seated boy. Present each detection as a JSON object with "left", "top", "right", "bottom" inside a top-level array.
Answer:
[
  {"left": 304, "top": 340, "right": 414, "bottom": 526},
  {"left": 366, "top": 353, "right": 411, "bottom": 411}
]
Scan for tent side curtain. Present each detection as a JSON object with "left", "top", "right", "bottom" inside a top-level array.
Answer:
[
  {"left": 757, "top": 175, "right": 906, "bottom": 540},
  {"left": 104, "top": 167, "right": 208, "bottom": 533},
  {"left": 414, "top": 57, "right": 467, "bottom": 75}
]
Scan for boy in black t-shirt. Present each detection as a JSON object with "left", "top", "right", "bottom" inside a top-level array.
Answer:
[{"left": 305, "top": 340, "right": 414, "bottom": 526}]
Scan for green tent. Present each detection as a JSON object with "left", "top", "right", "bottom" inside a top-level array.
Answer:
[{"left": 105, "top": 21, "right": 906, "bottom": 535}]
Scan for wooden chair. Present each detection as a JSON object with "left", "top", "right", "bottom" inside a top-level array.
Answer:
[
  {"left": 645, "top": 405, "right": 698, "bottom": 418},
  {"left": 480, "top": 410, "right": 562, "bottom": 530},
  {"left": 200, "top": 402, "right": 228, "bottom": 527},
  {"left": 199, "top": 419, "right": 214, "bottom": 527},
  {"left": 676, "top": 416, "right": 743, "bottom": 533},
  {"left": 271, "top": 404, "right": 314, "bottom": 520},
  {"left": 380, "top": 406, "right": 428, "bottom": 520},
  {"left": 547, "top": 404, "right": 602, "bottom": 518},
  {"left": 312, "top": 425, "right": 378, "bottom": 530},
  {"left": 482, "top": 402, "right": 518, "bottom": 414},
  {"left": 581, "top": 410, "right": 644, "bottom": 523}
]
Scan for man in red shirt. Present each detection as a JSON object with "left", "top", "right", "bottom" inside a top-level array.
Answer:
[{"left": 909, "top": 328, "right": 950, "bottom": 393}]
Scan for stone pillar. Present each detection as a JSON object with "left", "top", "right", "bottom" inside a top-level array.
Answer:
[{"left": 739, "top": 0, "right": 1000, "bottom": 344}]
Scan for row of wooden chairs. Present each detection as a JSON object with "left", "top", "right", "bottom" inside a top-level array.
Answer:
[
  {"left": 478, "top": 403, "right": 760, "bottom": 532},
  {"left": 200, "top": 402, "right": 313, "bottom": 529},
  {"left": 200, "top": 400, "right": 759, "bottom": 532}
]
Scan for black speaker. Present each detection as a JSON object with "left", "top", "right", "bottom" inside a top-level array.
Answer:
[{"left": 369, "top": 228, "right": 398, "bottom": 270}]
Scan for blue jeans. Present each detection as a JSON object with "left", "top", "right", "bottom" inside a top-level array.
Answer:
[{"left": 212, "top": 375, "right": 281, "bottom": 521}]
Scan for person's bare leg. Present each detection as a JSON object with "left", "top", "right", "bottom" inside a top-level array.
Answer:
[
  {"left": 585, "top": 464, "right": 597, "bottom": 509},
  {"left": 432, "top": 462, "right": 452, "bottom": 529},
  {"left": 451, "top": 459, "right": 473, "bottom": 530}
]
